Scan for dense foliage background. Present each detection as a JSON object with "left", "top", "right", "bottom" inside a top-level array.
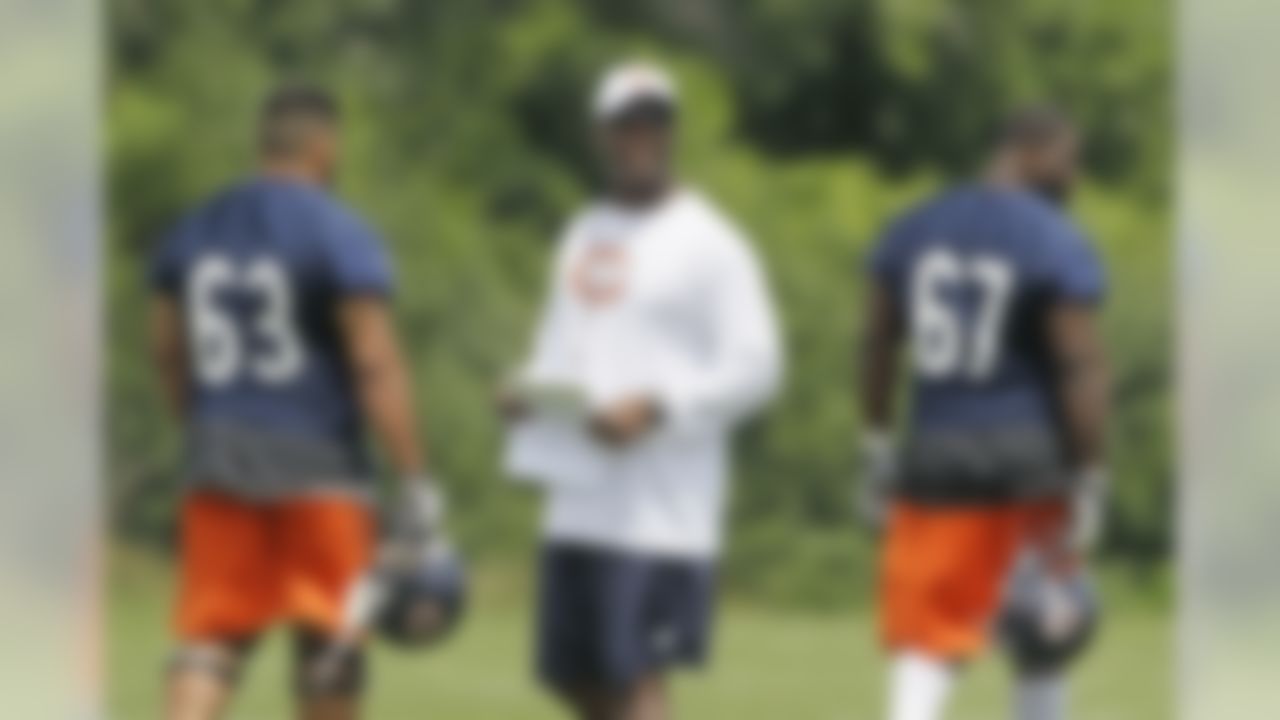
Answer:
[{"left": 109, "top": 0, "right": 1170, "bottom": 608}]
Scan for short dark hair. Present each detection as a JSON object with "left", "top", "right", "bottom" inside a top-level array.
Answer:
[
  {"left": 995, "top": 105, "right": 1075, "bottom": 150},
  {"left": 258, "top": 84, "right": 339, "bottom": 157}
]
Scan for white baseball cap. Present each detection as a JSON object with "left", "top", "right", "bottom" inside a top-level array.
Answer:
[{"left": 591, "top": 61, "right": 678, "bottom": 122}]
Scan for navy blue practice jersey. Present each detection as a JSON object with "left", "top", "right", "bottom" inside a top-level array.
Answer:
[
  {"left": 870, "top": 185, "right": 1105, "bottom": 438},
  {"left": 151, "top": 178, "right": 393, "bottom": 493}
]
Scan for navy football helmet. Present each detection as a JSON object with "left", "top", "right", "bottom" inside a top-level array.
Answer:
[
  {"left": 375, "top": 539, "right": 468, "bottom": 649},
  {"left": 998, "top": 552, "right": 1100, "bottom": 673}
]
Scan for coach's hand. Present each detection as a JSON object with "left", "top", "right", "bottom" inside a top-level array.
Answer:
[
  {"left": 857, "top": 432, "right": 896, "bottom": 533},
  {"left": 1068, "top": 467, "right": 1108, "bottom": 553},
  {"left": 589, "top": 395, "right": 662, "bottom": 447},
  {"left": 495, "top": 385, "right": 529, "bottom": 423}
]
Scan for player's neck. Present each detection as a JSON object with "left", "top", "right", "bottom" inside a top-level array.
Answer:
[
  {"left": 983, "top": 156, "right": 1027, "bottom": 192},
  {"left": 259, "top": 160, "right": 325, "bottom": 187}
]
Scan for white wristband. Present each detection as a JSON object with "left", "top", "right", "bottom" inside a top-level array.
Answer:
[
  {"left": 401, "top": 476, "right": 446, "bottom": 523},
  {"left": 1076, "top": 466, "right": 1108, "bottom": 494},
  {"left": 861, "top": 430, "right": 894, "bottom": 456}
]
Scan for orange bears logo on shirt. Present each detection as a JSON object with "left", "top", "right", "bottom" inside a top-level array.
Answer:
[{"left": 571, "top": 239, "right": 629, "bottom": 306}]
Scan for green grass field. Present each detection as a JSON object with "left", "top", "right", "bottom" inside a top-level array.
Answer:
[{"left": 109, "top": 549, "right": 1170, "bottom": 719}]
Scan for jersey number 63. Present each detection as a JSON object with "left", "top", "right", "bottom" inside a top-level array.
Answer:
[{"left": 186, "top": 254, "right": 305, "bottom": 387}]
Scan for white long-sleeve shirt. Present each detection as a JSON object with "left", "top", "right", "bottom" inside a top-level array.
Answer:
[{"left": 505, "top": 188, "right": 783, "bottom": 559}]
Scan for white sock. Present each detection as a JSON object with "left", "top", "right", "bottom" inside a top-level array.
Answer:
[
  {"left": 888, "top": 651, "right": 956, "bottom": 720},
  {"left": 1013, "top": 672, "right": 1067, "bottom": 720}
]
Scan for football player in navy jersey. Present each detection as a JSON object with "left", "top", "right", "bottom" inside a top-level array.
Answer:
[
  {"left": 858, "top": 108, "right": 1111, "bottom": 720},
  {"left": 149, "top": 86, "right": 445, "bottom": 720}
]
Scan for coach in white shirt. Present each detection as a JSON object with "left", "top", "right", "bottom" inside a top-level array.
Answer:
[{"left": 503, "top": 61, "right": 783, "bottom": 719}]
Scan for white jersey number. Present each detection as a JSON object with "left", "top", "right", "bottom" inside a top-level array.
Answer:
[
  {"left": 909, "top": 246, "right": 1014, "bottom": 381},
  {"left": 187, "top": 254, "right": 305, "bottom": 387}
]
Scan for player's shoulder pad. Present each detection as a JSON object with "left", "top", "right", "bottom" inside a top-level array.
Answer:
[
  {"left": 299, "top": 191, "right": 384, "bottom": 255},
  {"left": 1010, "top": 193, "right": 1105, "bottom": 297},
  {"left": 887, "top": 196, "right": 936, "bottom": 238},
  {"left": 894, "top": 185, "right": 970, "bottom": 235},
  {"left": 868, "top": 192, "right": 945, "bottom": 265},
  {"left": 1011, "top": 191, "right": 1091, "bottom": 246},
  {"left": 316, "top": 189, "right": 374, "bottom": 231},
  {"left": 162, "top": 181, "right": 249, "bottom": 250}
]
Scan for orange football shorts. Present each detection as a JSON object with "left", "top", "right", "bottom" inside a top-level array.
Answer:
[
  {"left": 878, "top": 498, "right": 1067, "bottom": 660},
  {"left": 175, "top": 490, "right": 374, "bottom": 641}
]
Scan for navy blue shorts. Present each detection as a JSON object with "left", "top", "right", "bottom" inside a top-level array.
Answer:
[{"left": 536, "top": 542, "right": 717, "bottom": 689}]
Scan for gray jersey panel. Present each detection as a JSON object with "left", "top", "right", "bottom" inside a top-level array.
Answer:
[
  {"left": 184, "top": 421, "right": 374, "bottom": 501},
  {"left": 895, "top": 426, "right": 1071, "bottom": 504}
]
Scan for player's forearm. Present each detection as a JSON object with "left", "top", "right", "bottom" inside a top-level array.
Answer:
[
  {"left": 1057, "top": 352, "right": 1109, "bottom": 469},
  {"left": 340, "top": 298, "right": 428, "bottom": 479},
  {"left": 149, "top": 336, "right": 188, "bottom": 417},
  {"left": 1048, "top": 304, "right": 1110, "bottom": 469},
  {"left": 157, "top": 362, "right": 188, "bottom": 418},
  {"left": 355, "top": 354, "right": 426, "bottom": 478},
  {"left": 148, "top": 297, "right": 188, "bottom": 419},
  {"left": 860, "top": 283, "right": 900, "bottom": 433},
  {"left": 861, "top": 341, "right": 897, "bottom": 432}
]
